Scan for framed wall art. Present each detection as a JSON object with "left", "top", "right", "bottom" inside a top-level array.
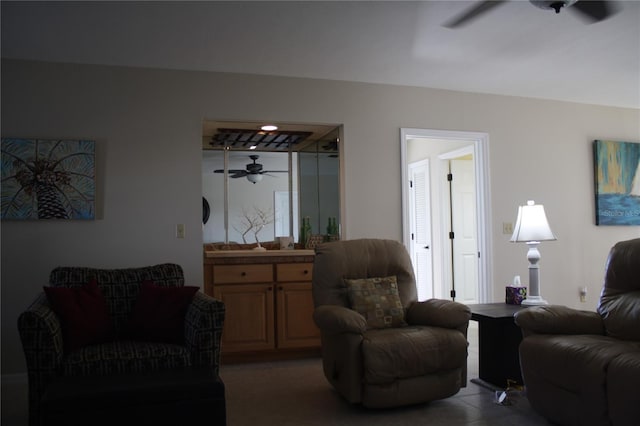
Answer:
[
  {"left": 1, "top": 138, "right": 95, "bottom": 220},
  {"left": 593, "top": 139, "right": 640, "bottom": 226}
]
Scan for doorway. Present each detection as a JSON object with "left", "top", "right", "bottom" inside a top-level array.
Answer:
[{"left": 400, "top": 128, "right": 492, "bottom": 303}]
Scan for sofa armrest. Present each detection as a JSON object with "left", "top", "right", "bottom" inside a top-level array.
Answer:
[
  {"left": 406, "top": 299, "right": 471, "bottom": 329},
  {"left": 313, "top": 305, "right": 367, "bottom": 335},
  {"left": 18, "top": 292, "right": 65, "bottom": 426},
  {"left": 184, "top": 291, "right": 225, "bottom": 375},
  {"left": 18, "top": 293, "right": 65, "bottom": 365},
  {"left": 514, "top": 305, "right": 604, "bottom": 337}
]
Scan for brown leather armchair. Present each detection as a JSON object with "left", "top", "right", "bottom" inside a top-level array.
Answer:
[
  {"left": 515, "top": 238, "right": 640, "bottom": 426},
  {"left": 312, "top": 239, "right": 471, "bottom": 408}
]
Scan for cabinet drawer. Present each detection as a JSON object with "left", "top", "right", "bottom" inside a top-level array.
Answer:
[
  {"left": 276, "top": 263, "right": 313, "bottom": 282},
  {"left": 213, "top": 264, "right": 273, "bottom": 284}
]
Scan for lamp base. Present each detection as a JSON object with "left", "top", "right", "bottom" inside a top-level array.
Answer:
[{"left": 521, "top": 296, "right": 548, "bottom": 306}]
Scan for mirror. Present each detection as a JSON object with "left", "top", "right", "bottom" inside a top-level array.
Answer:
[
  {"left": 202, "top": 121, "right": 340, "bottom": 247},
  {"left": 298, "top": 132, "right": 340, "bottom": 235}
]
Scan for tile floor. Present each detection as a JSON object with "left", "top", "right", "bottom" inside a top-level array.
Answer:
[
  {"left": 1, "top": 323, "right": 551, "bottom": 425},
  {"left": 219, "top": 322, "right": 551, "bottom": 426}
]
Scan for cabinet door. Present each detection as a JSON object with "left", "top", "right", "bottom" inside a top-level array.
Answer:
[
  {"left": 276, "top": 282, "right": 321, "bottom": 349},
  {"left": 203, "top": 263, "right": 214, "bottom": 296},
  {"left": 214, "top": 284, "right": 275, "bottom": 353}
]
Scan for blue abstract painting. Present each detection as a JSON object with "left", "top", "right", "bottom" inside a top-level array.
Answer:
[
  {"left": 1, "top": 138, "right": 95, "bottom": 220},
  {"left": 593, "top": 140, "right": 640, "bottom": 226}
]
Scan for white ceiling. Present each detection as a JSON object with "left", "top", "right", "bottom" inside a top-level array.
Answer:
[{"left": 2, "top": 1, "right": 639, "bottom": 108}]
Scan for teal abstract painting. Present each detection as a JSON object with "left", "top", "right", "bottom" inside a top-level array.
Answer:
[
  {"left": 1, "top": 138, "right": 95, "bottom": 220},
  {"left": 593, "top": 140, "right": 640, "bottom": 225}
]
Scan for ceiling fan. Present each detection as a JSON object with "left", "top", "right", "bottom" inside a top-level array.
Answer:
[
  {"left": 213, "top": 155, "right": 287, "bottom": 184},
  {"left": 444, "top": 0, "right": 616, "bottom": 28}
]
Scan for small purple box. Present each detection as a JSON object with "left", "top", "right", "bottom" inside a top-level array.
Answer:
[{"left": 506, "top": 286, "right": 527, "bottom": 305}]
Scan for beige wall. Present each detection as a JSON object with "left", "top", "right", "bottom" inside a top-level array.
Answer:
[{"left": 2, "top": 59, "right": 639, "bottom": 374}]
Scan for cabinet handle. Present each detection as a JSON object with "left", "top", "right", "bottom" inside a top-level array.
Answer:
[
  {"left": 241, "top": 272, "right": 246, "bottom": 276},
  {"left": 303, "top": 270, "right": 309, "bottom": 274},
  {"left": 268, "top": 287, "right": 273, "bottom": 291},
  {"left": 279, "top": 286, "right": 283, "bottom": 290}
]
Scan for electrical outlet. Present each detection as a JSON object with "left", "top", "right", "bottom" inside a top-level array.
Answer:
[
  {"left": 579, "top": 286, "right": 587, "bottom": 303},
  {"left": 176, "top": 224, "right": 185, "bottom": 239},
  {"left": 502, "top": 222, "right": 514, "bottom": 235}
]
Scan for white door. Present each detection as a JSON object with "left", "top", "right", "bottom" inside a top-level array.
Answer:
[
  {"left": 450, "top": 159, "right": 478, "bottom": 304},
  {"left": 409, "top": 159, "right": 433, "bottom": 301}
]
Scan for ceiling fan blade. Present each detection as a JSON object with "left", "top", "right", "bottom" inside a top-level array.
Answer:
[
  {"left": 571, "top": 0, "right": 614, "bottom": 23},
  {"left": 261, "top": 170, "right": 288, "bottom": 174},
  {"left": 444, "top": 1, "right": 508, "bottom": 28},
  {"left": 214, "top": 169, "right": 246, "bottom": 174},
  {"left": 230, "top": 172, "right": 248, "bottom": 178}
]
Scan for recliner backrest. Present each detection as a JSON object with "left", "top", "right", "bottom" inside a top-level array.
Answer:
[
  {"left": 312, "top": 239, "right": 417, "bottom": 308},
  {"left": 49, "top": 263, "right": 184, "bottom": 333},
  {"left": 597, "top": 238, "right": 640, "bottom": 341}
]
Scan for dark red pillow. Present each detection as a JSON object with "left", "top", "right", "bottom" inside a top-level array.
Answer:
[
  {"left": 125, "top": 281, "right": 199, "bottom": 344},
  {"left": 44, "top": 280, "right": 114, "bottom": 352}
]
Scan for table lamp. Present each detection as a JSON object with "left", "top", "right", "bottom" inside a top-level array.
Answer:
[{"left": 510, "top": 200, "right": 557, "bottom": 305}]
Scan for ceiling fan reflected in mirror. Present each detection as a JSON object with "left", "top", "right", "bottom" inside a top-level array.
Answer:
[
  {"left": 213, "top": 155, "right": 288, "bottom": 184},
  {"left": 444, "top": 0, "right": 616, "bottom": 28}
]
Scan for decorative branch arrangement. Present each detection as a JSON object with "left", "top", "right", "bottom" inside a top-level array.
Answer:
[{"left": 233, "top": 205, "right": 274, "bottom": 249}]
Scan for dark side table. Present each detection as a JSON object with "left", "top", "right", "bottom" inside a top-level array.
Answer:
[{"left": 468, "top": 303, "right": 526, "bottom": 390}]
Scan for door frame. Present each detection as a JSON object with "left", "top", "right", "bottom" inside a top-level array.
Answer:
[{"left": 400, "top": 128, "right": 493, "bottom": 303}]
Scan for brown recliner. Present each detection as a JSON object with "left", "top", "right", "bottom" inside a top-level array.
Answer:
[
  {"left": 311, "top": 238, "right": 471, "bottom": 408},
  {"left": 515, "top": 237, "right": 640, "bottom": 426}
]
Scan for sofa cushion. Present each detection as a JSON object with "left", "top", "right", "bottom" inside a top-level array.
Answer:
[
  {"left": 362, "top": 326, "right": 467, "bottom": 384},
  {"left": 49, "top": 264, "right": 185, "bottom": 333},
  {"left": 41, "top": 368, "right": 226, "bottom": 426},
  {"left": 607, "top": 352, "right": 640, "bottom": 426},
  {"left": 519, "top": 334, "right": 639, "bottom": 426},
  {"left": 346, "top": 276, "right": 406, "bottom": 329},
  {"left": 44, "top": 280, "right": 114, "bottom": 352},
  {"left": 125, "top": 281, "right": 199, "bottom": 344},
  {"left": 598, "top": 290, "right": 640, "bottom": 341},
  {"left": 597, "top": 238, "right": 640, "bottom": 342},
  {"left": 62, "top": 340, "right": 191, "bottom": 376}
]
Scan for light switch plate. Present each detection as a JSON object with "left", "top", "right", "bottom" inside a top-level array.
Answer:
[{"left": 502, "top": 222, "right": 514, "bottom": 235}]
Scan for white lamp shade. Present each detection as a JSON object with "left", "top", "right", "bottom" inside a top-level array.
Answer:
[
  {"left": 510, "top": 200, "right": 557, "bottom": 243},
  {"left": 247, "top": 173, "right": 263, "bottom": 183}
]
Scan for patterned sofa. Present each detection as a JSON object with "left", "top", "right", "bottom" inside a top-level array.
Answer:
[{"left": 18, "top": 263, "right": 225, "bottom": 426}]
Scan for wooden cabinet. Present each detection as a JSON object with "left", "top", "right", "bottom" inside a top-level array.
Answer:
[
  {"left": 204, "top": 252, "right": 320, "bottom": 360},
  {"left": 214, "top": 282, "right": 275, "bottom": 353},
  {"left": 275, "top": 264, "right": 320, "bottom": 349}
]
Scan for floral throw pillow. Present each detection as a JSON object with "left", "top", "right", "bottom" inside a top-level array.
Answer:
[{"left": 345, "top": 275, "right": 407, "bottom": 329}]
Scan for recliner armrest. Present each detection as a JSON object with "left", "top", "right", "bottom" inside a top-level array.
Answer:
[
  {"left": 514, "top": 305, "right": 604, "bottom": 337},
  {"left": 184, "top": 292, "right": 225, "bottom": 374},
  {"left": 313, "top": 305, "right": 367, "bottom": 335},
  {"left": 406, "top": 299, "right": 471, "bottom": 329}
]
